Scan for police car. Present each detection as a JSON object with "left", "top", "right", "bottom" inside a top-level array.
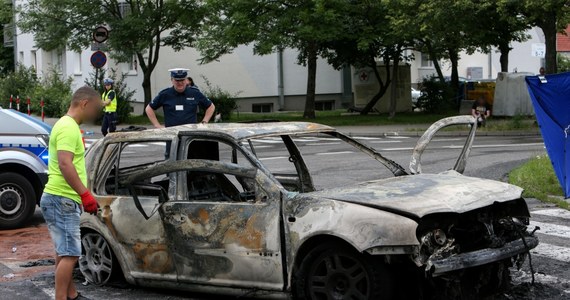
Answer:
[{"left": 0, "top": 107, "right": 51, "bottom": 229}]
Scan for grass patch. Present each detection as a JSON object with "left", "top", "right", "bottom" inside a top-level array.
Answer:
[
  {"left": 509, "top": 155, "right": 568, "bottom": 209},
  {"left": 231, "top": 110, "right": 451, "bottom": 126}
]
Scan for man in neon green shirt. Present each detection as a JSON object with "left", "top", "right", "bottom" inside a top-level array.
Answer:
[
  {"left": 101, "top": 78, "right": 117, "bottom": 136},
  {"left": 41, "top": 86, "right": 101, "bottom": 300}
]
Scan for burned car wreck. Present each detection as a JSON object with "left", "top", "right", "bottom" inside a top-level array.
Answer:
[{"left": 80, "top": 116, "right": 538, "bottom": 299}]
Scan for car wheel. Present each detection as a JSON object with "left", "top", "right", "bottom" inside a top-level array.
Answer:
[
  {"left": 79, "top": 232, "right": 117, "bottom": 286},
  {"left": 0, "top": 172, "right": 36, "bottom": 229},
  {"left": 293, "top": 243, "right": 393, "bottom": 300}
]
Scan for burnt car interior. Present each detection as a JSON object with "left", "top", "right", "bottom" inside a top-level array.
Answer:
[{"left": 185, "top": 139, "right": 257, "bottom": 202}]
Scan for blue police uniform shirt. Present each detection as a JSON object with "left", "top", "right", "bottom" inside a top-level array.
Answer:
[{"left": 149, "top": 86, "right": 213, "bottom": 127}]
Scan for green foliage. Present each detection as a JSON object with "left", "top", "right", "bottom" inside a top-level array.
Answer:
[
  {"left": 0, "top": 65, "right": 39, "bottom": 109},
  {"left": 18, "top": 0, "right": 206, "bottom": 109},
  {"left": 509, "top": 155, "right": 567, "bottom": 209},
  {"left": 84, "top": 69, "right": 135, "bottom": 124},
  {"left": 416, "top": 76, "right": 455, "bottom": 114},
  {"left": 557, "top": 54, "right": 570, "bottom": 73},
  {"left": 199, "top": 76, "right": 239, "bottom": 122},
  {"left": 30, "top": 69, "right": 73, "bottom": 117}
]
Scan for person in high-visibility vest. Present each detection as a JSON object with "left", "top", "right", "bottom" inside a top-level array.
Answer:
[{"left": 101, "top": 78, "right": 117, "bottom": 136}]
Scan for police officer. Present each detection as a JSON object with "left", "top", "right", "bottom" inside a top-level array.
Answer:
[
  {"left": 101, "top": 78, "right": 117, "bottom": 136},
  {"left": 145, "top": 68, "right": 215, "bottom": 158}
]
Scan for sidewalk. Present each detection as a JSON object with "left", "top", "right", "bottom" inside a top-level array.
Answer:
[{"left": 37, "top": 116, "right": 541, "bottom": 139}]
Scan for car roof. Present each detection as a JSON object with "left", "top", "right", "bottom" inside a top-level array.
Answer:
[
  {"left": 103, "top": 122, "right": 336, "bottom": 142},
  {"left": 0, "top": 108, "right": 52, "bottom": 134}
]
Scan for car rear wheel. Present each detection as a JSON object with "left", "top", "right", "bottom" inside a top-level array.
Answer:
[
  {"left": 0, "top": 172, "right": 36, "bottom": 229},
  {"left": 79, "top": 232, "right": 117, "bottom": 285},
  {"left": 293, "top": 243, "right": 393, "bottom": 300}
]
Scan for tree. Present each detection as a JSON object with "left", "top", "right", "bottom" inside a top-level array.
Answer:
[
  {"left": 517, "top": 0, "right": 570, "bottom": 74},
  {"left": 0, "top": 1, "right": 14, "bottom": 75},
  {"left": 17, "top": 0, "right": 205, "bottom": 114},
  {"left": 323, "top": 0, "right": 414, "bottom": 116},
  {"left": 198, "top": 0, "right": 343, "bottom": 119},
  {"left": 472, "top": 0, "right": 530, "bottom": 72}
]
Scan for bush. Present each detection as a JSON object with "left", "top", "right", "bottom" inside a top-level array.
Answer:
[
  {"left": 416, "top": 76, "right": 455, "bottom": 114},
  {"left": 31, "top": 69, "right": 73, "bottom": 117},
  {"left": 84, "top": 69, "right": 135, "bottom": 124},
  {"left": 199, "top": 75, "right": 240, "bottom": 122},
  {"left": 0, "top": 65, "right": 39, "bottom": 110}
]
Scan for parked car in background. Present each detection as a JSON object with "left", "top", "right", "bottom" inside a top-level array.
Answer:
[
  {"left": 411, "top": 87, "right": 422, "bottom": 107},
  {"left": 79, "top": 117, "right": 538, "bottom": 299},
  {"left": 0, "top": 108, "right": 51, "bottom": 229}
]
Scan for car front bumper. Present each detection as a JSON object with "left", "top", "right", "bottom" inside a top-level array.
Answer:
[{"left": 428, "top": 236, "right": 539, "bottom": 276}]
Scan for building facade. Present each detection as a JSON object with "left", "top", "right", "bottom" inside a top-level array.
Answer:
[{"left": 10, "top": 0, "right": 545, "bottom": 114}]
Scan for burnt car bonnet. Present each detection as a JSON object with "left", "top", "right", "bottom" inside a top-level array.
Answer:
[{"left": 305, "top": 170, "right": 523, "bottom": 218}]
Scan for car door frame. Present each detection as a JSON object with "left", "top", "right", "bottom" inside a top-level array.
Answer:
[{"left": 88, "top": 138, "right": 179, "bottom": 281}]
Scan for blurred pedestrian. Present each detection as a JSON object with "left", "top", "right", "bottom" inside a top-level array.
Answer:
[
  {"left": 41, "top": 86, "right": 101, "bottom": 300},
  {"left": 471, "top": 96, "right": 492, "bottom": 127},
  {"left": 101, "top": 78, "right": 117, "bottom": 136},
  {"left": 539, "top": 67, "right": 546, "bottom": 76}
]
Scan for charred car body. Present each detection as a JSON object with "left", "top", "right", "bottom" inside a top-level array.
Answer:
[{"left": 80, "top": 116, "right": 538, "bottom": 299}]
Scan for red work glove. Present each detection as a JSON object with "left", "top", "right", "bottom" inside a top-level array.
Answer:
[{"left": 80, "top": 190, "right": 98, "bottom": 214}]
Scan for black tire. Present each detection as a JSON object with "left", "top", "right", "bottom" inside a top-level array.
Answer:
[
  {"left": 0, "top": 172, "right": 37, "bottom": 229},
  {"left": 79, "top": 232, "right": 120, "bottom": 286},
  {"left": 292, "top": 242, "right": 393, "bottom": 300}
]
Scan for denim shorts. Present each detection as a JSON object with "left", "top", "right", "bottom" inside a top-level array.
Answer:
[{"left": 40, "top": 193, "right": 82, "bottom": 257}]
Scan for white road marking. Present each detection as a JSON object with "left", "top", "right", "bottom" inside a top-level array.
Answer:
[
  {"left": 431, "top": 138, "right": 462, "bottom": 142},
  {"left": 149, "top": 142, "right": 166, "bottom": 146},
  {"left": 532, "top": 243, "right": 570, "bottom": 262},
  {"left": 370, "top": 140, "right": 402, "bottom": 144},
  {"left": 442, "top": 142, "right": 544, "bottom": 149},
  {"left": 353, "top": 136, "right": 382, "bottom": 140},
  {"left": 84, "top": 138, "right": 98, "bottom": 143},
  {"left": 532, "top": 208, "right": 570, "bottom": 220},
  {"left": 530, "top": 221, "right": 570, "bottom": 239},
  {"left": 126, "top": 144, "right": 148, "bottom": 148},
  {"left": 305, "top": 142, "right": 342, "bottom": 146},
  {"left": 315, "top": 151, "right": 354, "bottom": 156},
  {"left": 386, "top": 136, "right": 410, "bottom": 139},
  {"left": 259, "top": 156, "right": 288, "bottom": 161},
  {"left": 378, "top": 147, "right": 414, "bottom": 151}
]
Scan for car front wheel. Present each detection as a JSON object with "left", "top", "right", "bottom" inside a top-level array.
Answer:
[
  {"left": 293, "top": 243, "right": 393, "bottom": 300},
  {"left": 79, "top": 232, "right": 117, "bottom": 285},
  {"left": 0, "top": 172, "right": 36, "bottom": 229}
]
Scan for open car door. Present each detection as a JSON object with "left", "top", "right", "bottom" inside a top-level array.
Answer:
[{"left": 409, "top": 116, "right": 477, "bottom": 174}]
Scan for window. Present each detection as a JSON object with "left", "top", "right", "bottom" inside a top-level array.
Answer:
[
  {"left": 252, "top": 103, "right": 273, "bottom": 113},
  {"left": 421, "top": 52, "right": 433, "bottom": 68},
  {"left": 18, "top": 51, "right": 23, "bottom": 64},
  {"left": 31, "top": 51, "right": 37, "bottom": 72},
  {"left": 315, "top": 100, "right": 335, "bottom": 111},
  {"left": 186, "top": 139, "right": 253, "bottom": 168},
  {"left": 73, "top": 52, "right": 82, "bottom": 75},
  {"left": 98, "top": 140, "right": 170, "bottom": 196},
  {"left": 121, "top": 55, "right": 137, "bottom": 75}
]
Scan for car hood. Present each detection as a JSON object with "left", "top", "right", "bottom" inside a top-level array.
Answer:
[{"left": 306, "top": 171, "right": 523, "bottom": 219}]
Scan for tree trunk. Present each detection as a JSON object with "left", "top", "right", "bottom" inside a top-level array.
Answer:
[
  {"left": 448, "top": 48, "right": 461, "bottom": 105},
  {"left": 388, "top": 49, "right": 400, "bottom": 119},
  {"left": 540, "top": 18, "right": 557, "bottom": 74},
  {"left": 142, "top": 73, "right": 152, "bottom": 116},
  {"left": 361, "top": 56, "right": 391, "bottom": 115},
  {"left": 426, "top": 41, "right": 445, "bottom": 83},
  {"left": 498, "top": 42, "right": 510, "bottom": 72},
  {"left": 303, "top": 44, "right": 317, "bottom": 119}
]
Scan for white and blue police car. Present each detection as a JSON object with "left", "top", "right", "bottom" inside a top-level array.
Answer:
[{"left": 0, "top": 107, "right": 51, "bottom": 229}]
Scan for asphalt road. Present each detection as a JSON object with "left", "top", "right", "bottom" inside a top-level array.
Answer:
[{"left": 2, "top": 133, "right": 569, "bottom": 299}]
